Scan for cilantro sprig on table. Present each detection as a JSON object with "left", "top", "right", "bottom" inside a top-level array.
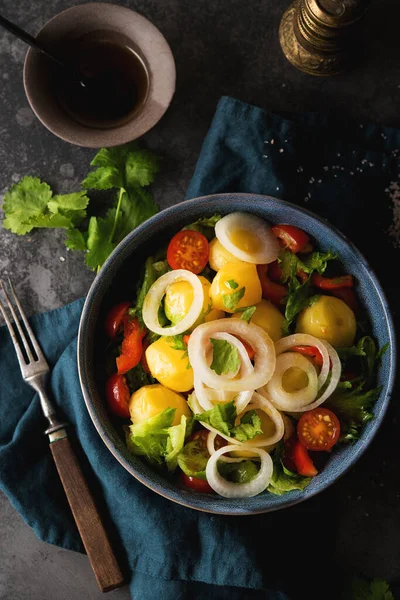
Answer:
[{"left": 2, "top": 142, "right": 159, "bottom": 272}]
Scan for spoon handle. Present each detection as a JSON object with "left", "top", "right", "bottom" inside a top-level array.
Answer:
[{"left": 0, "top": 13, "right": 64, "bottom": 68}]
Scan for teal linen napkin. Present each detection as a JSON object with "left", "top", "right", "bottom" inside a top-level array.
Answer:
[{"left": 1, "top": 96, "right": 400, "bottom": 600}]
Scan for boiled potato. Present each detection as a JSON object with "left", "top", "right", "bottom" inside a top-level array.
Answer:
[
  {"left": 164, "top": 275, "right": 224, "bottom": 326},
  {"left": 208, "top": 238, "right": 245, "bottom": 271},
  {"left": 145, "top": 337, "right": 194, "bottom": 392},
  {"left": 129, "top": 384, "right": 191, "bottom": 426},
  {"left": 296, "top": 295, "right": 356, "bottom": 348},
  {"left": 231, "top": 299, "right": 284, "bottom": 341},
  {"left": 210, "top": 262, "right": 262, "bottom": 313}
]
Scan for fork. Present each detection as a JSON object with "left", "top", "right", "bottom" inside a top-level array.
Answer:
[{"left": 0, "top": 278, "right": 124, "bottom": 593}]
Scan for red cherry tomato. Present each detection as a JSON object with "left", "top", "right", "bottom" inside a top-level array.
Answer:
[
  {"left": 105, "top": 302, "right": 131, "bottom": 339},
  {"left": 167, "top": 230, "right": 209, "bottom": 274},
  {"left": 271, "top": 224, "right": 310, "bottom": 253},
  {"left": 116, "top": 316, "right": 146, "bottom": 374},
  {"left": 312, "top": 273, "right": 354, "bottom": 290},
  {"left": 257, "top": 264, "right": 287, "bottom": 307},
  {"left": 268, "top": 260, "right": 283, "bottom": 283},
  {"left": 181, "top": 473, "right": 214, "bottom": 493},
  {"left": 329, "top": 287, "right": 358, "bottom": 313},
  {"left": 297, "top": 408, "right": 341, "bottom": 452},
  {"left": 105, "top": 373, "right": 131, "bottom": 418},
  {"left": 183, "top": 334, "right": 191, "bottom": 346},
  {"left": 291, "top": 345, "right": 324, "bottom": 367},
  {"left": 283, "top": 436, "right": 318, "bottom": 477}
]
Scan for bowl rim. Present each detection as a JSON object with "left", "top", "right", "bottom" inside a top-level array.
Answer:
[
  {"left": 78, "top": 192, "right": 397, "bottom": 514},
  {"left": 23, "top": 2, "right": 176, "bottom": 147}
]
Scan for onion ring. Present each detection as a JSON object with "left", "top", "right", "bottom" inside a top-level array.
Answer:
[{"left": 142, "top": 269, "right": 204, "bottom": 336}]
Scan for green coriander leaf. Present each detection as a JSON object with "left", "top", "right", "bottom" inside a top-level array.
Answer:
[
  {"left": 125, "top": 363, "right": 156, "bottom": 391},
  {"left": 48, "top": 191, "right": 89, "bottom": 213},
  {"left": 239, "top": 306, "right": 256, "bottom": 323},
  {"left": 226, "top": 279, "right": 239, "bottom": 289},
  {"left": 194, "top": 400, "right": 237, "bottom": 436},
  {"left": 168, "top": 334, "right": 187, "bottom": 351},
  {"left": 65, "top": 228, "right": 87, "bottom": 251},
  {"left": 302, "top": 248, "right": 337, "bottom": 274},
  {"left": 3, "top": 177, "right": 53, "bottom": 234},
  {"left": 352, "top": 576, "right": 394, "bottom": 600},
  {"left": 113, "top": 187, "right": 158, "bottom": 244},
  {"left": 210, "top": 338, "right": 240, "bottom": 375},
  {"left": 181, "top": 214, "right": 222, "bottom": 241},
  {"left": 125, "top": 149, "right": 160, "bottom": 187},
  {"left": 28, "top": 213, "right": 73, "bottom": 229},
  {"left": 82, "top": 166, "right": 123, "bottom": 190},
  {"left": 222, "top": 287, "right": 245, "bottom": 310},
  {"left": 90, "top": 144, "right": 137, "bottom": 168},
  {"left": 85, "top": 213, "right": 116, "bottom": 270}
]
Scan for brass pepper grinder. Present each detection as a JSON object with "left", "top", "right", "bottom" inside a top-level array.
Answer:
[{"left": 279, "top": 0, "right": 371, "bottom": 76}]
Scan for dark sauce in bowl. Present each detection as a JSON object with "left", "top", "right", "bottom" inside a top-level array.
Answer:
[{"left": 55, "top": 31, "right": 149, "bottom": 129}]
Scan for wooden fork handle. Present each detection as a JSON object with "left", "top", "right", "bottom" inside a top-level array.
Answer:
[{"left": 49, "top": 430, "right": 124, "bottom": 593}]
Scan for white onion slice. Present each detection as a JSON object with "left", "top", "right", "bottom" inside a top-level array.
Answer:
[
  {"left": 241, "top": 392, "right": 285, "bottom": 447},
  {"left": 205, "top": 445, "right": 273, "bottom": 498},
  {"left": 195, "top": 378, "right": 253, "bottom": 414},
  {"left": 215, "top": 213, "right": 280, "bottom": 264},
  {"left": 290, "top": 341, "right": 341, "bottom": 412},
  {"left": 275, "top": 333, "right": 330, "bottom": 388},
  {"left": 142, "top": 269, "right": 204, "bottom": 336},
  {"left": 266, "top": 352, "right": 319, "bottom": 411},
  {"left": 188, "top": 320, "right": 276, "bottom": 392}
]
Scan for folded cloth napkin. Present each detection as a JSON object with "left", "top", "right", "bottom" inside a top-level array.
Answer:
[{"left": 1, "top": 96, "right": 400, "bottom": 600}]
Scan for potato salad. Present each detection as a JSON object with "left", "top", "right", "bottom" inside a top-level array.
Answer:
[{"left": 103, "top": 213, "right": 385, "bottom": 498}]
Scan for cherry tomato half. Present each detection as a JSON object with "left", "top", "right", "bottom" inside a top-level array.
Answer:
[
  {"left": 167, "top": 230, "right": 209, "bottom": 274},
  {"left": 116, "top": 316, "right": 146, "bottom": 375},
  {"left": 181, "top": 473, "right": 214, "bottom": 493},
  {"left": 105, "top": 373, "right": 131, "bottom": 418},
  {"left": 283, "top": 436, "right": 318, "bottom": 477},
  {"left": 291, "top": 345, "right": 324, "bottom": 367},
  {"left": 105, "top": 301, "right": 131, "bottom": 339},
  {"left": 271, "top": 224, "right": 310, "bottom": 253},
  {"left": 312, "top": 273, "right": 354, "bottom": 290},
  {"left": 257, "top": 264, "right": 287, "bottom": 306},
  {"left": 297, "top": 408, "right": 341, "bottom": 451}
]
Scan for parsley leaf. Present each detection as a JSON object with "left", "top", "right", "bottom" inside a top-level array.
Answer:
[
  {"left": 65, "top": 228, "right": 87, "bottom": 251},
  {"left": 125, "top": 149, "right": 160, "bottom": 187},
  {"left": 226, "top": 279, "right": 239, "bottom": 289},
  {"left": 222, "top": 286, "right": 245, "bottom": 310},
  {"left": 210, "top": 338, "right": 240, "bottom": 375},
  {"left": 84, "top": 213, "right": 116, "bottom": 270}
]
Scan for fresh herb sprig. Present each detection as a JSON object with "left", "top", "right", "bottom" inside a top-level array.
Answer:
[{"left": 2, "top": 142, "right": 160, "bottom": 272}]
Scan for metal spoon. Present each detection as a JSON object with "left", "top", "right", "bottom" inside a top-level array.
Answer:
[{"left": 0, "top": 13, "right": 87, "bottom": 87}]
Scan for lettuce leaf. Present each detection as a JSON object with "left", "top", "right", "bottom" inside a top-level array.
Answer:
[
  {"left": 181, "top": 214, "right": 222, "bottom": 241},
  {"left": 128, "top": 256, "right": 169, "bottom": 324},
  {"left": 193, "top": 401, "right": 262, "bottom": 442},
  {"left": 267, "top": 443, "right": 311, "bottom": 495},
  {"left": 177, "top": 438, "right": 209, "bottom": 480},
  {"left": 126, "top": 408, "right": 190, "bottom": 471}
]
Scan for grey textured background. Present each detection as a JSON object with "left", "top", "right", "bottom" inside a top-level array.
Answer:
[{"left": 1, "top": 0, "right": 400, "bottom": 598}]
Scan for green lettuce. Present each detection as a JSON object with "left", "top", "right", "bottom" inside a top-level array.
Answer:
[
  {"left": 181, "top": 214, "right": 221, "bottom": 241},
  {"left": 267, "top": 443, "right": 311, "bottom": 495},
  {"left": 218, "top": 460, "right": 259, "bottom": 484},
  {"left": 128, "top": 256, "right": 169, "bottom": 325},
  {"left": 126, "top": 408, "right": 190, "bottom": 471},
  {"left": 193, "top": 400, "right": 262, "bottom": 442}
]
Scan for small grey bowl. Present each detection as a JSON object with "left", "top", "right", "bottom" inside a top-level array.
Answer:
[
  {"left": 23, "top": 3, "right": 176, "bottom": 147},
  {"left": 78, "top": 193, "right": 396, "bottom": 514}
]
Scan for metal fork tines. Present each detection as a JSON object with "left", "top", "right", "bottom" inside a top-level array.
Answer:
[{"left": 0, "top": 278, "right": 68, "bottom": 434}]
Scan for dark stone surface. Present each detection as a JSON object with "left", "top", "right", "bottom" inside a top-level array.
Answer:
[{"left": 0, "top": 0, "right": 399, "bottom": 598}]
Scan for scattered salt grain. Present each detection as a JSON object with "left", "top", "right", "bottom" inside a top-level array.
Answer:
[
  {"left": 318, "top": 179, "right": 322, "bottom": 183},
  {"left": 264, "top": 140, "right": 269, "bottom": 144},
  {"left": 381, "top": 133, "right": 387, "bottom": 140},
  {"left": 357, "top": 496, "right": 362, "bottom": 500},
  {"left": 270, "top": 139, "right": 275, "bottom": 145},
  {"left": 360, "top": 124, "right": 364, "bottom": 128},
  {"left": 334, "top": 174, "right": 337, "bottom": 178},
  {"left": 369, "top": 162, "right": 374, "bottom": 167},
  {"left": 365, "top": 513, "right": 369, "bottom": 517},
  {"left": 350, "top": 171, "right": 354, "bottom": 175},
  {"left": 279, "top": 149, "right": 284, "bottom": 153},
  {"left": 263, "top": 155, "right": 268, "bottom": 159},
  {"left": 379, "top": 483, "right": 384, "bottom": 487},
  {"left": 60, "top": 256, "right": 65, "bottom": 262},
  {"left": 337, "top": 152, "right": 341, "bottom": 157},
  {"left": 323, "top": 166, "right": 329, "bottom": 171}
]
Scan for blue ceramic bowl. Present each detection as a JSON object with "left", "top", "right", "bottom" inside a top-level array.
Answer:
[{"left": 78, "top": 193, "right": 396, "bottom": 514}]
